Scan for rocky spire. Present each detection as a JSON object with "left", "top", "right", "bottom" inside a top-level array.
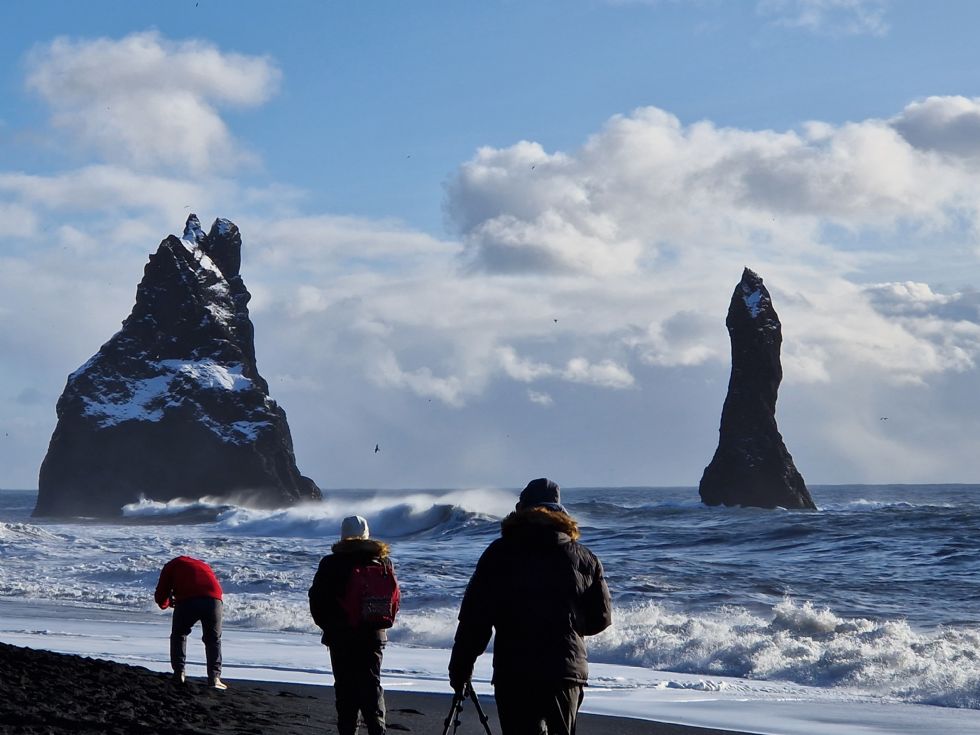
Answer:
[
  {"left": 699, "top": 268, "right": 815, "bottom": 510},
  {"left": 35, "top": 216, "right": 321, "bottom": 517}
]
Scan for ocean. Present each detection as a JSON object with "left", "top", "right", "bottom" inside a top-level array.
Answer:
[{"left": 2, "top": 484, "right": 980, "bottom": 731}]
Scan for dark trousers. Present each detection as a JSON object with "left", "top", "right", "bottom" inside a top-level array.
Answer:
[
  {"left": 170, "top": 596, "right": 222, "bottom": 679},
  {"left": 328, "top": 640, "right": 386, "bottom": 735},
  {"left": 494, "top": 684, "right": 584, "bottom": 735}
]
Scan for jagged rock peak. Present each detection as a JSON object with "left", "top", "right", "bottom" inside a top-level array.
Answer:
[
  {"left": 698, "top": 268, "right": 815, "bottom": 510},
  {"left": 179, "top": 214, "right": 242, "bottom": 279},
  {"left": 182, "top": 213, "right": 206, "bottom": 245},
  {"left": 737, "top": 267, "right": 772, "bottom": 319},
  {"left": 34, "top": 217, "right": 320, "bottom": 517}
]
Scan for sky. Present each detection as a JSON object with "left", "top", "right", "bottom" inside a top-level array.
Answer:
[{"left": 4, "top": 0, "right": 980, "bottom": 491}]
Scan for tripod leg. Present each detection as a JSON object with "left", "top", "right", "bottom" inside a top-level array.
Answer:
[
  {"left": 466, "top": 684, "right": 494, "bottom": 735},
  {"left": 441, "top": 693, "right": 464, "bottom": 735}
]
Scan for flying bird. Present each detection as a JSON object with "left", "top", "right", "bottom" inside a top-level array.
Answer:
[{"left": 374, "top": 443, "right": 380, "bottom": 453}]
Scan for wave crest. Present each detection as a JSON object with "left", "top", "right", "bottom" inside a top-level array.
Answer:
[{"left": 588, "top": 598, "right": 980, "bottom": 708}]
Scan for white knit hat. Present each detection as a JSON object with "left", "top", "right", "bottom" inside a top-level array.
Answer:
[{"left": 340, "top": 515, "right": 370, "bottom": 540}]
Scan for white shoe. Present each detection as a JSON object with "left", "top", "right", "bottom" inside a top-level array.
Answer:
[{"left": 209, "top": 676, "right": 228, "bottom": 690}]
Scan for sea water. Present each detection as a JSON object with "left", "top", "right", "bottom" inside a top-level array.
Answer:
[{"left": 2, "top": 485, "right": 980, "bottom": 732}]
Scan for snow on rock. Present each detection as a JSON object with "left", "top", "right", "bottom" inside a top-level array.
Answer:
[{"left": 742, "top": 288, "right": 763, "bottom": 318}]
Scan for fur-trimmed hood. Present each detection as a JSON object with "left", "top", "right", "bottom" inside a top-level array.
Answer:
[
  {"left": 500, "top": 506, "right": 580, "bottom": 541},
  {"left": 331, "top": 538, "right": 390, "bottom": 557}
]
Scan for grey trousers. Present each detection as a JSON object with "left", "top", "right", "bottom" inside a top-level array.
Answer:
[
  {"left": 170, "top": 596, "right": 222, "bottom": 679},
  {"left": 328, "top": 640, "right": 386, "bottom": 735},
  {"left": 494, "top": 684, "right": 585, "bottom": 735}
]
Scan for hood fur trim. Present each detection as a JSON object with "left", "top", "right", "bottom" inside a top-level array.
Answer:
[
  {"left": 331, "top": 538, "right": 390, "bottom": 557},
  {"left": 500, "top": 507, "right": 580, "bottom": 541}
]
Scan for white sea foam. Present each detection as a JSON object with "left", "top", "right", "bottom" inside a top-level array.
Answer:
[
  {"left": 123, "top": 488, "right": 515, "bottom": 539},
  {"left": 0, "top": 522, "right": 61, "bottom": 541},
  {"left": 588, "top": 599, "right": 980, "bottom": 707},
  {"left": 213, "top": 593, "right": 980, "bottom": 707},
  {"left": 122, "top": 496, "right": 230, "bottom": 517}
]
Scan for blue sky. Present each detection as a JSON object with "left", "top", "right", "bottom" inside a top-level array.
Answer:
[{"left": 5, "top": 1, "right": 980, "bottom": 491}]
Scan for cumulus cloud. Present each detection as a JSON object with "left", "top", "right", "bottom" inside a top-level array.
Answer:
[
  {"left": 446, "top": 104, "right": 980, "bottom": 292},
  {"left": 25, "top": 32, "right": 280, "bottom": 174},
  {"left": 890, "top": 96, "right": 980, "bottom": 160},
  {"left": 757, "top": 0, "right": 889, "bottom": 36},
  {"left": 431, "top": 94, "right": 980, "bottom": 493}
]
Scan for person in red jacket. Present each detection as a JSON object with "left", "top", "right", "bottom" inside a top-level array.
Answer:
[{"left": 155, "top": 555, "right": 227, "bottom": 689}]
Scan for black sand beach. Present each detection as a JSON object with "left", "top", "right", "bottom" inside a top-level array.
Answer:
[{"left": 0, "top": 642, "right": 742, "bottom": 734}]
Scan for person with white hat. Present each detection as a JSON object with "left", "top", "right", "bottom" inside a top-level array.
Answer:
[{"left": 309, "top": 515, "right": 400, "bottom": 735}]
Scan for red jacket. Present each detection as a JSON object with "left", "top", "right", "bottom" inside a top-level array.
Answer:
[{"left": 154, "top": 556, "right": 223, "bottom": 609}]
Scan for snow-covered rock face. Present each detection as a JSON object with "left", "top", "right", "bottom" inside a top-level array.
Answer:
[
  {"left": 741, "top": 287, "right": 763, "bottom": 318},
  {"left": 699, "top": 268, "right": 814, "bottom": 510},
  {"left": 35, "top": 215, "right": 321, "bottom": 518}
]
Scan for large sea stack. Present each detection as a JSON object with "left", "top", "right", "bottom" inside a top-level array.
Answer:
[
  {"left": 699, "top": 268, "right": 815, "bottom": 510},
  {"left": 34, "top": 215, "right": 321, "bottom": 517}
]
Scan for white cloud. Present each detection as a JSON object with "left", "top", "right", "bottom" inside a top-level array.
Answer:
[
  {"left": 757, "top": 0, "right": 889, "bottom": 36},
  {"left": 446, "top": 105, "right": 980, "bottom": 292},
  {"left": 243, "top": 214, "right": 460, "bottom": 275},
  {"left": 25, "top": 32, "right": 280, "bottom": 174},
  {"left": 496, "top": 346, "right": 554, "bottom": 382},
  {"left": 562, "top": 357, "right": 635, "bottom": 388},
  {"left": 527, "top": 389, "right": 553, "bottom": 406},
  {"left": 890, "top": 96, "right": 980, "bottom": 160},
  {"left": 444, "top": 102, "right": 980, "bottom": 392},
  {"left": 0, "top": 165, "right": 218, "bottom": 216},
  {"left": 373, "top": 350, "right": 467, "bottom": 407}
]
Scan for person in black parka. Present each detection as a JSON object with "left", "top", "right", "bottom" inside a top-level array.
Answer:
[
  {"left": 309, "top": 515, "right": 396, "bottom": 735},
  {"left": 449, "top": 478, "right": 613, "bottom": 735}
]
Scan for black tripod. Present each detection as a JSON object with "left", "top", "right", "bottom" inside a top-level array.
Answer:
[{"left": 442, "top": 681, "right": 493, "bottom": 735}]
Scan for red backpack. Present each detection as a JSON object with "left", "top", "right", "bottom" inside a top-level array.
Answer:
[{"left": 340, "top": 559, "right": 401, "bottom": 630}]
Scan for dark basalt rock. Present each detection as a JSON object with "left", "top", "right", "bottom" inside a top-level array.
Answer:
[
  {"left": 34, "top": 215, "right": 321, "bottom": 517},
  {"left": 699, "top": 268, "right": 815, "bottom": 510}
]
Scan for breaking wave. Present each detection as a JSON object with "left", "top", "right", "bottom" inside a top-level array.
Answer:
[{"left": 122, "top": 488, "right": 515, "bottom": 539}]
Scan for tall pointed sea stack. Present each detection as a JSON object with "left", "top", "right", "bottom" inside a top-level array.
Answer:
[
  {"left": 35, "top": 216, "right": 321, "bottom": 517},
  {"left": 699, "top": 268, "right": 815, "bottom": 510}
]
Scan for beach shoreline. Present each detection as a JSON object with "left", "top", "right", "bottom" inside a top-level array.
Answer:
[{"left": 0, "top": 641, "right": 746, "bottom": 735}]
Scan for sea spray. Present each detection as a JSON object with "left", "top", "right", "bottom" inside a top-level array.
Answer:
[{"left": 586, "top": 599, "right": 980, "bottom": 705}]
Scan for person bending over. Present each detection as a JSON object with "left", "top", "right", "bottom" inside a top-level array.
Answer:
[
  {"left": 449, "top": 478, "right": 612, "bottom": 735},
  {"left": 309, "top": 515, "right": 400, "bottom": 735},
  {"left": 154, "top": 555, "right": 227, "bottom": 689}
]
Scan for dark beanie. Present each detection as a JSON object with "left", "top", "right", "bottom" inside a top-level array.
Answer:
[{"left": 518, "top": 478, "right": 566, "bottom": 513}]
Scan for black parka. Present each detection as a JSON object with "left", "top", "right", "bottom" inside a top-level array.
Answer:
[
  {"left": 308, "top": 538, "right": 392, "bottom": 646},
  {"left": 449, "top": 507, "right": 612, "bottom": 687}
]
